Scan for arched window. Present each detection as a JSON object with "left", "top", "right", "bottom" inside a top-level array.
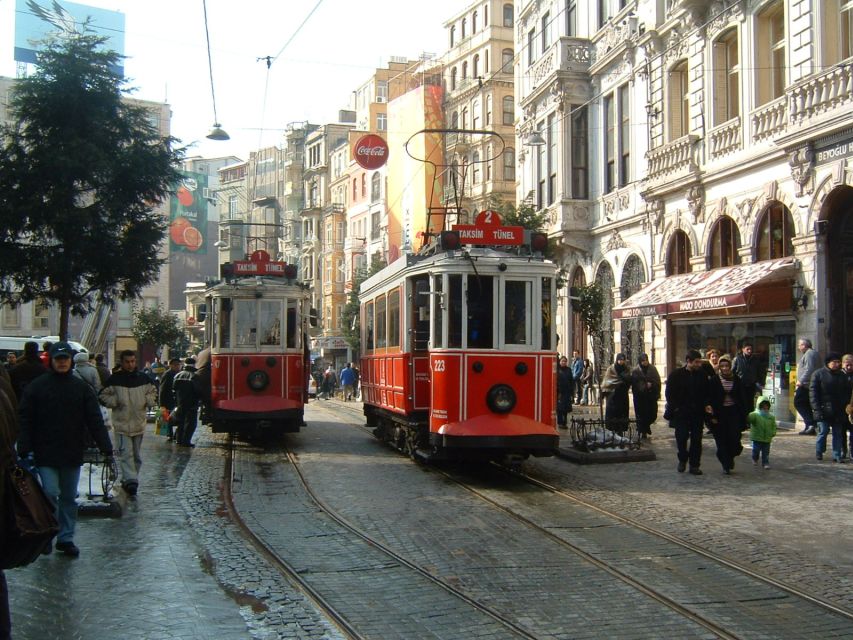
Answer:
[
  {"left": 371, "top": 173, "right": 381, "bottom": 202},
  {"left": 666, "top": 230, "right": 692, "bottom": 275},
  {"left": 667, "top": 60, "right": 689, "bottom": 141},
  {"left": 451, "top": 67, "right": 457, "bottom": 91},
  {"left": 708, "top": 216, "right": 741, "bottom": 268},
  {"left": 472, "top": 151, "right": 481, "bottom": 183},
  {"left": 473, "top": 54, "right": 480, "bottom": 79},
  {"left": 502, "top": 95, "right": 514, "bottom": 125},
  {"left": 503, "top": 147, "right": 515, "bottom": 181},
  {"left": 484, "top": 50, "right": 489, "bottom": 74},
  {"left": 593, "top": 263, "right": 615, "bottom": 378},
  {"left": 451, "top": 110, "right": 459, "bottom": 129},
  {"left": 756, "top": 202, "right": 794, "bottom": 260},
  {"left": 462, "top": 17, "right": 467, "bottom": 39},
  {"left": 502, "top": 49, "right": 514, "bottom": 73},
  {"left": 462, "top": 61, "right": 468, "bottom": 79},
  {"left": 473, "top": 10, "right": 478, "bottom": 33},
  {"left": 503, "top": 3, "right": 513, "bottom": 27},
  {"left": 472, "top": 99, "right": 480, "bottom": 130},
  {"left": 485, "top": 95, "right": 492, "bottom": 125},
  {"left": 620, "top": 255, "right": 646, "bottom": 365},
  {"left": 570, "top": 267, "right": 587, "bottom": 357},
  {"left": 450, "top": 25, "right": 456, "bottom": 48}
]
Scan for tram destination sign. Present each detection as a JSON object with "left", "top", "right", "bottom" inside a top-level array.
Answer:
[
  {"left": 452, "top": 210, "right": 524, "bottom": 246},
  {"left": 232, "top": 260, "right": 287, "bottom": 276}
]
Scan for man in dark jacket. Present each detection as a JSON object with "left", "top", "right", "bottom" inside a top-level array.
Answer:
[
  {"left": 809, "top": 352, "right": 851, "bottom": 462},
  {"left": 795, "top": 338, "right": 821, "bottom": 435},
  {"left": 631, "top": 353, "right": 661, "bottom": 438},
  {"left": 94, "top": 354, "right": 111, "bottom": 386},
  {"left": 9, "top": 341, "right": 47, "bottom": 401},
  {"left": 0, "top": 368, "right": 18, "bottom": 636},
  {"left": 158, "top": 358, "right": 182, "bottom": 441},
  {"left": 665, "top": 349, "right": 714, "bottom": 475},
  {"left": 17, "top": 342, "right": 113, "bottom": 557},
  {"left": 172, "top": 358, "right": 202, "bottom": 447},
  {"left": 733, "top": 341, "right": 766, "bottom": 411}
]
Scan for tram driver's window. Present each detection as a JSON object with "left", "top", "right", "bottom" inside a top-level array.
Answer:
[
  {"left": 412, "top": 276, "right": 430, "bottom": 351},
  {"left": 365, "top": 301, "right": 374, "bottom": 350},
  {"left": 448, "top": 275, "right": 463, "bottom": 348},
  {"left": 504, "top": 280, "right": 529, "bottom": 345},
  {"left": 432, "top": 275, "right": 443, "bottom": 348},
  {"left": 541, "top": 277, "right": 553, "bottom": 350},
  {"left": 376, "top": 295, "right": 387, "bottom": 348},
  {"left": 235, "top": 300, "right": 258, "bottom": 347},
  {"left": 467, "top": 275, "right": 493, "bottom": 348},
  {"left": 217, "top": 298, "right": 231, "bottom": 348},
  {"left": 286, "top": 300, "right": 297, "bottom": 348},
  {"left": 259, "top": 301, "right": 282, "bottom": 346}
]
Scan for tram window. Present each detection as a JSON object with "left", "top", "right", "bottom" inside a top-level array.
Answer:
[
  {"left": 259, "top": 301, "right": 282, "bottom": 346},
  {"left": 448, "top": 275, "right": 463, "bottom": 348},
  {"left": 235, "top": 300, "right": 258, "bottom": 347},
  {"left": 365, "top": 301, "right": 374, "bottom": 350},
  {"left": 467, "top": 275, "right": 494, "bottom": 348},
  {"left": 504, "top": 280, "right": 530, "bottom": 345},
  {"left": 412, "top": 275, "right": 430, "bottom": 351},
  {"left": 432, "top": 276, "right": 444, "bottom": 348},
  {"left": 217, "top": 298, "right": 231, "bottom": 348},
  {"left": 286, "top": 300, "right": 298, "bottom": 348},
  {"left": 388, "top": 289, "right": 400, "bottom": 348},
  {"left": 541, "top": 277, "right": 553, "bottom": 350},
  {"left": 376, "top": 295, "right": 387, "bottom": 348}
]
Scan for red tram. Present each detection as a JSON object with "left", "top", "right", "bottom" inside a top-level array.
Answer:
[
  {"left": 202, "top": 250, "right": 311, "bottom": 438},
  {"left": 359, "top": 213, "right": 560, "bottom": 463}
]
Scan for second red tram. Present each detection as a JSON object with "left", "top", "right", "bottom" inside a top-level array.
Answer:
[
  {"left": 202, "top": 250, "right": 311, "bottom": 438},
  {"left": 359, "top": 225, "right": 560, "bottom": 463}
]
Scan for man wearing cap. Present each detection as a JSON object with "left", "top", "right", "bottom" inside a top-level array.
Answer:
[
  {"left": 99, "top": 350, "right": 157, "bottom": 496},
  {"left": 17, "top": 342, "right": 113, "bottom": 557},
  {"left": 172, "top": 357, "right": 202, "bottom": 447},
  {"left": 809, "top": 352, "right": 851, "bottom": 463}
]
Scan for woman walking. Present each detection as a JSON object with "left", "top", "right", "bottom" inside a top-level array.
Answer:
[
  {"left": 631, "top": 354, "right": 661, "bottom": 438},
  {"left": 556, "top": 356, "right": 573, "bottom": 429},
  {"left": 711, "top": 354, "right": 748, "bottom": 474},
  {"left": 602, "top": 353, "right": 631, "bottom": 433}
]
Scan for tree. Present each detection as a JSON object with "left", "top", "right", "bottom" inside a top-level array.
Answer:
[
  {"left": 572, "top": 282, "right": 607, "bottom": 414},
  {"left": 0, "top": 30, "right": 183, "bottom": 340},
  {"left": 486, "top": 195, "right": 549, "bottom": 231},
  {"left": 132, "top": 305, "right": 185, "bottom": 358},
  {"left": 341, "top": 257, "right": 387, "bottom": 356}
]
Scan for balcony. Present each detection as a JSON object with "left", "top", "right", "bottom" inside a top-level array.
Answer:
[
  {"left": 708, "top": 117, "right": 742, "bottom": 160},
  {"left": 750, "top": 96, "right": 787, "bottom": 143},
  {"left": 789, "top": 61, "right": 853, "bottom": 125},
  {"left": 521, "top": 37, "right": 592, "bottom": 103},
  {"left": 644, "top": 134, "right": 700, "bottom": 187}
]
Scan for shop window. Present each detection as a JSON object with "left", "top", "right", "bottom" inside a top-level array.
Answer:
[
  {"left": 712, "top": 28, "right": 740, "bottom": 126},
  {"left": 756, "top": 202, "right": 794, "bottom": 261},
  {"left": 708, "top": 216, "right": 741, "bottom": 268},
  {"left": 667, "top": 60, "right": 689, "bottom": 141},
  {"left": 666, "top": 230, "right": 692, "bottom": 275}
]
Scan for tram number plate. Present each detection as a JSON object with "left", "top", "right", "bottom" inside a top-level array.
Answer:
[{"left": 433, "top": 359, "right": 446, "bottom": 372}]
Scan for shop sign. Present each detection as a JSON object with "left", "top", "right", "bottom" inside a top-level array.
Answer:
[
  {"left": 353, "top": 134, "right": 389, "bottom": 170},
  {"left": 815, "top": 139, "right": 853, "bottom": 164}
]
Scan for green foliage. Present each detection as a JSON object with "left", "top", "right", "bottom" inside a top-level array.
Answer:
[
  {"left": 341, "top": 257, "right": 387, "bottom": 356},
  {"left": 0, "top": 31, "right": 184, "bottom": 340},
  {"left": 486, "top": 195, "right": 549, "bottom": 231},
  {"left": 132, "top": 305, "right": 185, "bottom": 355},
  {"left": 572, "top": 282, "right": 606, "bottom": 339}
]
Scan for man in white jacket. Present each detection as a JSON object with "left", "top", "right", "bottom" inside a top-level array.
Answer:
[{"left": 99, "top": 350, "right": 157, "bottom": 496}]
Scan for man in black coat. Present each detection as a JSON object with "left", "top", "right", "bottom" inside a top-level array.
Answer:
[
  {"left": 158, "top": 358, "right": 182, "bottom": 441},
  {"left": 17, "top": 342, "right": 113, "bottom": 557},
  {"left": 665, "top": 349, "right": 714, "bottom": 475},
  {"left": 172, "top": 358, "right": 202, "bottom": 448},
  {"left": 9, "top": 341, "right": 47, "bottom": 401},
  {"left": 809, "top": 352, "right": 851, "bottom": 462},
  {"left": 733, "top": 341, "right": 766, "bottom": 411}
]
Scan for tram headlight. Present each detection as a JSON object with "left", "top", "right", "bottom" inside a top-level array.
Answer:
[
  {"left": 247, "top": 370, "right": 270, "bottom": 391},
  {"left": 486, "top": 384, "right": 516, "bottom": 414}
]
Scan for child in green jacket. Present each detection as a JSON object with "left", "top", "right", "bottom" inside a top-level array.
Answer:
[{"left": 748, "top": 396, "right": 777, "bottom": 469}]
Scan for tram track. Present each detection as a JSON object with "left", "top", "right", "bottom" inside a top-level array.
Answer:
[
  {"left": 221, "top": 435, "right": 366, "bottom": 640},
  {"left": 327, "top": 399, "right": 853, "bottom": 638}
]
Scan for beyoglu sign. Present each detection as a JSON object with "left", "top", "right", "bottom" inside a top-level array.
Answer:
[
  {"left": 353, "top": 134, "right": 389, "bottom": 170},
  {"left": 452, "top": 210, "right": 524, "bottom": 246}
]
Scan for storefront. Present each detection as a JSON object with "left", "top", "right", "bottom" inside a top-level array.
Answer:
[{"left": 614, "top": 258, "right": 800, "bottom": 426}]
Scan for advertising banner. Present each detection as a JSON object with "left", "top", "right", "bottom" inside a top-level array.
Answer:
[
  {"left": 15, "top": 0, "right": 125, "bottom": 75},
  {"left": 169, "top": 171, "right": 208, "bottom": 255}
]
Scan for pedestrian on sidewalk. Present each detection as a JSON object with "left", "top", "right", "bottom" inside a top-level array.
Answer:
[
  {"left": 601, "top": 353, "right": 631, "bottom": 434},
  {"left": 748, "top": 396, "right": 777, "bottom": 469},
  {"left": 8, "top": 341, "right": 46, "bottom": 402},
  {"left": 17, "top": 342, "right": 114, "bottom": 557},
  {"left": 556, "top": 356, "right": 573, "bottom": 429},
  {"left": 733, "top": 341, "right": 766, "bottom": 412},
  {"left": 809, "top": 352, "right": 851, "bottom": 463},
  {"left": 711, "top": 355, "right": 748, "bottom": 474},
  {"left": 571, "top": 350, "right": 584, "bottom": 404},
  {"left": 580, "top": 358, "right": 595, "bottom": 405},
  {"left": 665, "top": 350, "right": 715, "bottom": 475},
  {"left": 631, "top": 353, "right": 661, "bottom": 439},
  {"left": 795, "top": 338, "right": 820, "bottom": 435},
  {"left": 172, "top": 358, "right": 201, "bottom": 447},
  {"left": 158, "top": 358, "right": 182, "bottom": 441},
  {"left": 99, "top": 350, "right": 157, "bottom": 496}
]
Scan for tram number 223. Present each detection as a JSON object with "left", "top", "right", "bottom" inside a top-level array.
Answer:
[{"left": 433, "top": 359, "right": 446, "bottom": 372}]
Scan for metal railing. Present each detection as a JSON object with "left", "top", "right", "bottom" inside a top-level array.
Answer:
[{"left": 569, "top": 416, "right": 642, "bottom": 451}]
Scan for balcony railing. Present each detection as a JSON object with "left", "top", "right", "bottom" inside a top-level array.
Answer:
[
  {"left": 708, "top": 117, "right": 742, "bottom": 160},
  {"left": 750, "top": 96, "right": 787, "bottom": 143},
  {"left": 790, "top": 61, "right": 853, "bottom": 123},
  {"left": 645, "top": 134, "right": 700, "bottom": 184},
  {"left": 523, "top": 37, "right": 592, "bottom": 101}
]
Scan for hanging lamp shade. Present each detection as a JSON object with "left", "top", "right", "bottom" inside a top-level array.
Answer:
[{"left": 206, "top": 123, "right": 230, "bottom": 141}]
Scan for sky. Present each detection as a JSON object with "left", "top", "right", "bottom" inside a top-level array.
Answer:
[{"left": 0, "top": 0, "right": 465, "bottom": 160}]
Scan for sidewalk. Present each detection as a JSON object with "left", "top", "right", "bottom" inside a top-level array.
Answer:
[{"left": 5, "top": 431, "right": 250, "bottom": 640}]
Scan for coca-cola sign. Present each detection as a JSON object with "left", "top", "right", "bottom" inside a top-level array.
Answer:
[{"left": 353, "top": 134, "right": 389, "bottom": 170}]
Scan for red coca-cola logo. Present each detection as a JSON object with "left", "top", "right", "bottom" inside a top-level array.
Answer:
[{"left": 353, "top": 134, "right": 389, "bottom": 170}]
